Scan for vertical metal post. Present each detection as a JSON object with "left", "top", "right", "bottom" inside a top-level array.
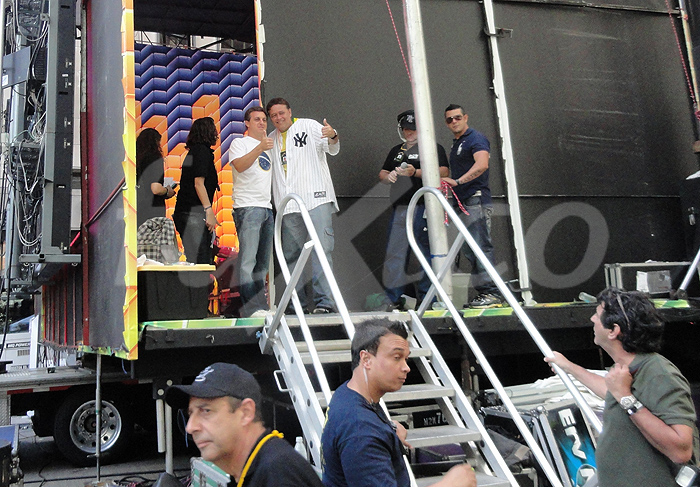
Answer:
[
  {"left": 678, "top": 0, "right": 699, "bottom": 133},
  {"left": 165, "top": 402, "right": 173, "bottom": 474},
  {"left": 481, "top": 0, "right": 534, "bottom": 305},
  {"left": 95, "top": 354, "right": 102, "bottom": 481},
  {"left": 403, "top": 0, "right": 452, "bottom": 299}
]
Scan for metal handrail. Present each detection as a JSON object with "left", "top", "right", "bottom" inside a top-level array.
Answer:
[
  {"left": 260, "top": 194, "right": 355, "bottom": 406},
  {"left": 678, "top": 244, "right": 700, "bottom": 295},
  {"left": 406, "top": 187, "right": 603, "bottom": 486},
  {"left": 407, "top": 187, "right": 602, "bottom": 431}
]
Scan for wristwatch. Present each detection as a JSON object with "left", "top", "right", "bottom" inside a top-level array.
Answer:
[{"left": 619, "top": 395, "right": 644, "bottom": 415}]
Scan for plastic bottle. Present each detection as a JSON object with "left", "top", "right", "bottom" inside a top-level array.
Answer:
[
  {"left": 578, "top": 292, "right": 596, "bottom": 303},
  {"left": 294, "top": 436, "right": 308, "bottom": 460}
]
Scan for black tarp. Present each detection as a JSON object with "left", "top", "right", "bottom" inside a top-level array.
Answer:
[
  {"left": 127, "top": 0, "right": 700, "bottom": 307},
  {"left": 86, "top": 0, "right": 129, "bottom": 350}
]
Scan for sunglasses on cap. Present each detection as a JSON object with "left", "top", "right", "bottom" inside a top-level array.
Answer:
[{"left": 445, "top": 115, "right": 464, "bottom": 124}]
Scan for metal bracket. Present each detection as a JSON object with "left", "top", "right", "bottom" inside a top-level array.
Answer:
[{"left": 484, "top": 27, "right": 513, "bottom": 38}]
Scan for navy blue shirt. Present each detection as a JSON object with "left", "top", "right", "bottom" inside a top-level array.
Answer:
[
  {"left": 321, "top": 382, "right": 409, "bottom": 487},
  {"left": 449, "top": 128, "right": 491, "bottom": 205}
]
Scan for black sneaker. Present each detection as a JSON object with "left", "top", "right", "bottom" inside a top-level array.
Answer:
[
  {"left": 285, "top": 305, "right": 310, "bottom": 315},
  {"left": 312, "top": 306, "right": 334, "bottom": 314},
  {"left": 469, "top": 293, "right": 504, "bottom": 309},
  {"left": 383, "top": 297, "right": 406, "bottom": 312}
]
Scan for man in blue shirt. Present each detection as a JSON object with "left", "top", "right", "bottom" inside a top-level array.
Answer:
[
  {"left": 321, "top": 319, "right": 476, "bottom": 487},
  {"left": 442, "top": 104, "right": 503, "bottom": 308}
]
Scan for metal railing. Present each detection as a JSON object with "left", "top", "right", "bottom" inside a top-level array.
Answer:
[
  {"left": 678, "top": 244, "right": 700, "bottom": 298},
  {"left": 259, "top": 194, "right": 355, "bottom": 404},
  {"left": 406, "top": 187, "right": 604, "bottom": 485}
]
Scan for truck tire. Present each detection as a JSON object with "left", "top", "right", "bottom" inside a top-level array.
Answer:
[{"left": 53, "top": 389, "right": 133, "bottom": 466}]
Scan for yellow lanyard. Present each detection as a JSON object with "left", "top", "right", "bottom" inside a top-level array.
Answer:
[{"left": 236, "top": 430, "right": 284, "bottom": 487}]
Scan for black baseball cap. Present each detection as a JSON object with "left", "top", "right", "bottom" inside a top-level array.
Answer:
[
  {"left": 165, "top": 363, "right": 262, "bottom": 409},
  {"left": 397, "top": 110, "right": 416, "bottom": 130}
]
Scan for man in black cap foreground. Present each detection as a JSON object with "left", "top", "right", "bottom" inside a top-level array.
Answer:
[
  {"left": 378, "top": 110, "right": 449, "bottom": 311},
  {"left": 166, "top": 362, "right": 323, "bottom": 487}
]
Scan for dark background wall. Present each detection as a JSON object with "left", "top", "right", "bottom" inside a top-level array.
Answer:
[
  {"left": 86, "top": 0, "right": 129, "bottom": 348},
  {"left": 261, "top": 0, "right": 699, "bottom": 309}
]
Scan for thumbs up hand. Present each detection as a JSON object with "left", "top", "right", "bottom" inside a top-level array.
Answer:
[{"left": 321, "top": 119, "right": 338, "bottom": 140}]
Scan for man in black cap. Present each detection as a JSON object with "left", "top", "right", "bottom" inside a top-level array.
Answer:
[
  {"left": 166, "top": 363, "right": 323, "bottom": 487},
  {"left": 378, "top": 110, "right": 449, "bottom": 310}
]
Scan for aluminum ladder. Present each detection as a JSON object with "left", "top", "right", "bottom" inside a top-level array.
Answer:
[{"left": 259, "top": 193, "right": 515, "bottom": 487}]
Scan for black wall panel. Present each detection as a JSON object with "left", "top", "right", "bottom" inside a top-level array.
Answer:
[
  {"left": 86, "top": 0, "right": 128, "bottom": 349},
  {"left": 261, "top": 0, "right": 697, "bottom": 307},
  {"left": 495, "top": 3, "right": 697, "bottom": 197}
]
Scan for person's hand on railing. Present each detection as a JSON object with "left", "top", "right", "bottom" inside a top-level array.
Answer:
[{"left": 544, "top": 351, "right": 574, "bottom": 375}]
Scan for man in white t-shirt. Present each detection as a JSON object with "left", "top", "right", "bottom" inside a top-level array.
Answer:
[
  {"left": 266, "top": 97, "right": 340, "bottom": 314},
  {"left": 228, "top": 106, "right": 274, "bottom": 317}
]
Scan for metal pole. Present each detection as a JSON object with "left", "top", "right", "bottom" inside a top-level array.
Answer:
[
  {"left": 95, "top": 354, "right": 102, "bottom": 481},
  {"left": 402, "top": 0, "right": 452, "bottom": 300},
  {"left": 481, "top": 0, "right": 534, "bottom": 305},
  {"left": 164, "top": 402, "right": 173, "bottom": 474},
  {"left": 678, "top": 245, "right": 700, "bottom": 293},
  {"left": 678, "top": 0, "right": 699, "bottom": 133}
]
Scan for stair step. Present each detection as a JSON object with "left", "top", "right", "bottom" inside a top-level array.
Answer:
[
  {"left": 283, "top": 311, "right": 409, "bottom": 327},
  {"left": 299, "top": 346, "right": 431, "bottom": 365},
  {"left": 406, "top": 425, "right": 481, "bottom": 448},
  {"left": 384, "top": 383, "right": 454, "bottom": 403},
  {"left": 316, "top": 384, "right": 454, "bottom": 408},
  {"left": 416, "top": 471, "right": 510, "bottom": 487},
  {"left": 296, "top": 339, "right": 351, "bottom": 352}
]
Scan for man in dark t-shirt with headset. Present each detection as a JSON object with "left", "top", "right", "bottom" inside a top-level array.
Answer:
[{"left": 379, "top": 109, "right": 449, "bottom": 310}]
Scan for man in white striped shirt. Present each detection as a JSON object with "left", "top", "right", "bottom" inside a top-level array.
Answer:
[{"left": 266, "top": 97, "right": 340, "bottom": 314}]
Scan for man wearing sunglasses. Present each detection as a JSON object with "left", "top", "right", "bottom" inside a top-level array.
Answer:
[
  {"left": 443, "top": 104, "right": 503, "bottom": 308},
  {"left": 545, "top": 288, "right": 699, "bottom": 487}
]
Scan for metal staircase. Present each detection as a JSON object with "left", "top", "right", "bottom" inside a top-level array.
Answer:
[
  {"left": 258, "top": 193, "right": 519, "bottom": 486},
  {"left": 258, "top": 191, "right": 601, "bottom": 487}
]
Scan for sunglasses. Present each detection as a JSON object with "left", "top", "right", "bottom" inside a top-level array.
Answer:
[{"left": 445, "top": 115, "right": 463, "bottom": 124}]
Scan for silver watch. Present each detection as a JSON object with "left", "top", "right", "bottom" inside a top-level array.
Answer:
[{"left": 619, "top": 395, "right": 643, "bottom": 415}]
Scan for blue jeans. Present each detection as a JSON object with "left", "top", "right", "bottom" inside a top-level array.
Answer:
[
  {"left": 173, "top": 210, "right": 213, "bottom": 264},
  {"left": 281, "top": 203, "right": 336, "bottom": 310},
  {"left": 458, "top": 196, "right": 499, "bottom": 295},
  {"left": 382, "top": 205, "right": 432, "bottom": 304},
  {"left": 233, "top": 207, "right": 273, "bottom": 317}
]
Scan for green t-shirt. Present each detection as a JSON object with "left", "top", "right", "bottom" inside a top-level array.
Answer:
[{"left": 596, "top": 353, "right": 699, "bottom": 487}]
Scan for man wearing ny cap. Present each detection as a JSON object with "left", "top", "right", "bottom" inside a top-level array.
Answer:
[
  {"left": 166, "top": 363, "right": 323, "bottom": 487},
  {"left": 379, "top": 110, "right": 449, "bottom": 310}
]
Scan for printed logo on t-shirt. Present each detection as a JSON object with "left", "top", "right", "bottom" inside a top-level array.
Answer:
[
  {"left": 293, "top": 132, "right": 308, "bottom": 147},
  {"left": 259, "top": 152, "right": 271, "bottom": 171},
  {"left": 314, "top": 191, "right": 326, "bottom": 198},
  {"left": 408, "top": 153, "right": 419, "bottom": 160}
]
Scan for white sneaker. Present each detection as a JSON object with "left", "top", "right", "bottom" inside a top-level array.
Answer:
[{"left": 250, "top": 309, "right": 269, "bottom": 318}]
